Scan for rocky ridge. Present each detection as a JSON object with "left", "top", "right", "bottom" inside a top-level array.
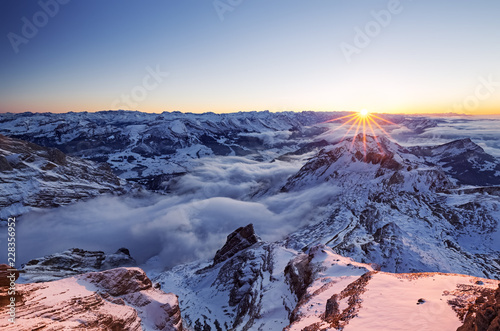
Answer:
[
  {"left": 0, "top": 134, "right": 126, "bottom": 219},
  {"left": 458, "top": 283, "right": 500, "bottom": 331}
]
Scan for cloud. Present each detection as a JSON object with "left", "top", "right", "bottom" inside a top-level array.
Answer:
[
  {"left": 389, "top": 117, "right": 500, "bottom": 157},
  {"left": 238, "top": 130, "right": 293, "bottom": 146},
  {"left": 2, "top": 156, "right": 341, "bottom": 270}
]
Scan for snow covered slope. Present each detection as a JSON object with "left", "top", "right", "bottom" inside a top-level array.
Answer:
[
  {"left": 155, "top": 225, "right": 499, "bottom": 331},
  {"left": 0, "top": 134, "right": 126, "bottom": 219},
  {"left": 289, "top": 246, "right": 499, "bottom": 331},
  {"left": 0, "top": 267, "right": 182, "bottom": 330}
]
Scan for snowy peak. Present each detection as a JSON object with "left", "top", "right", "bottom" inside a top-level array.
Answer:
[
  {"left": 414, "top": 138, "right": 500, "bottom": 186},
  {"left": 282, "top": 134, "right": 454, "bottom": 194},
  {"left": 343, "top": 133, "right": 399, "bottom": 155},
  {"left": 431, "top": 138, "right": 481, "bottom": 154}
]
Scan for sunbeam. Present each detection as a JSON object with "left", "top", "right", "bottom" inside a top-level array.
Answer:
[{"left": 324, "top": 110, "right": 399, "bottom": 157}]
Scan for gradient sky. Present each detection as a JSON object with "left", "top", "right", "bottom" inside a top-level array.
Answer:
[{"left": 1, "top": 0, "right": 499, "bottom": 114}]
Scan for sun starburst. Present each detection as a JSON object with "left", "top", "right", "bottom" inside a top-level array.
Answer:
[{"left": 323, "top": 110, "right": 399, "bottom": 158}]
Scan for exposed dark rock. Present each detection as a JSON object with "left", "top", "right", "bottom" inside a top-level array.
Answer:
[
  {"left": 285, "top": 253, "right": 313, "bottom": 302},
  {"left": 458, "top": 284, "right": 500, "bottom": 331},
  {"left": 325, "top": 294, "right": 339, "bottom": 318},
  {"left": 213, "top": 224, "right": 261, "bottom": 265},
  {"left": 116, "top": 247, "right": 131, "bottom": 256},
  {"left": 0, "top": 155, "right": 12, "bottom": 171},
  {"left": 47, "top": 147, "right": 67, "bottom": 165}
]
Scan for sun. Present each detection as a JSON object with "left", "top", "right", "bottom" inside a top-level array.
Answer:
[{"left": 322, "top": 109, "right": 399, "bottom": 158}]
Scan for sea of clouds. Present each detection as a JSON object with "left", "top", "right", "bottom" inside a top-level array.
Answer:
[
  {"left": 9, "top": 156, "right": 340, "bottom": 269},
  {"left": 391, "top": 116, "right": 500, "bottom": 157}
]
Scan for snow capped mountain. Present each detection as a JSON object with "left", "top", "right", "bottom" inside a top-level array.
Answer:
[
  {"left": 282, "top": 133, "right": 453, "bottom": 194},
  {"left": 282, "top": 134, "right": 500, "bottom": 278},
  {"left": 0, "top": 134, "right": 127, "bottom": 219},
  {"left": 411, "top": 138, "right": 500, "bottom": 186},
  {"left": 0, "top": 110, "right": 435, "bottom": 185}
]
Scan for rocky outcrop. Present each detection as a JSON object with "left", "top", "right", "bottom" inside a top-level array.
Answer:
[
  {"left": 285, "top": 253, "right": 313, "bottom": 301},
  {"left": 21, "top": 247, "right": 137, "bottom": 283},
  {"left": 0, "top": 267, "right": 182, "bottom": 330},
  {"left": 458, "top": 284, "right": 500, "bottom": 331},
  {"left": 0, "top": 134, "right": 126, "bottom": 219},
  {"left": 157, "top": 230, "right": 292, "bottom": 331},
  {"left": 213, "top": 224, "right": 261, "bottom": 265}
]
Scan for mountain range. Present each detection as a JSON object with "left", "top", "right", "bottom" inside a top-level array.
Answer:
[{"left": 1, "top": 110, "right": 499, "bottom": 330}]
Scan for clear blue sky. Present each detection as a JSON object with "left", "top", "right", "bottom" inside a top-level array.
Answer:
[{"left": 1, "top": 0, "right": 499, "bottom": 114}]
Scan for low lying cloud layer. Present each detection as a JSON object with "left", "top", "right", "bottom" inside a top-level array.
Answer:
[
  {"left": 391, "top": 116, "right": 500, "bottom": 157},
  {"left": 7, "top": 157, "right": 339, "bottom": 269}
]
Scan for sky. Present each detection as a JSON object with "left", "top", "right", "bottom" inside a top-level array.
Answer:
[{"left": 0, "top": 0, "right": 499, "bottom": 115}]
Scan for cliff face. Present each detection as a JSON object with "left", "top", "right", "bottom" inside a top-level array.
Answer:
[{"left": 0, "top": 267, "right": 182, "bottom": 331}]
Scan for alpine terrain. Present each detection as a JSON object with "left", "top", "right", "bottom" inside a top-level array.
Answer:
[{"left": 1, "top": 110, "right": 499, "bottom": 330}]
